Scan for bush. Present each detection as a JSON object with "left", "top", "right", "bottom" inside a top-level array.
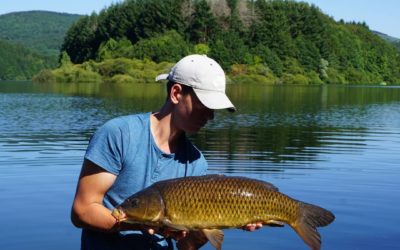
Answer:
[
  {"left": 246, "top": 63, "right": 272, "bottom": 76},
  {"left": 230, "top": 64, "right": 247, "bottom": 76},
  {"left": 280, "top": 73, "right": 310, "bottom": 84},
  {"left": 33, "top": 57, "right": 174, "bottom": 84},
  {"left": 231, "top": 74, "right": 277, "bottom": 85},
  {"left": 193, "top": 43, "right": 210, "bottom": 55},
  {"left": 305, "top": 71, "right": 324, "bottom": 84},
  {"left": 97, "top": 38, "right": 134, "bottom": 61},
  {"left": 32, "top": 69, "right": 56, "bottom": 83},
  {"left": 96, "top": 58, "right": 135, "bottom": 77},
  {"left": 325, "top": 68, "right": 346, "bottom": 84},
  {"left": 106, "top": 74, "right": 136, "bottom": 84},
  {"left": 52, "top": 66, "right": 101, "bottom": 83}
]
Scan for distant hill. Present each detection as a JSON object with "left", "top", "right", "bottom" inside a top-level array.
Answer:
[
  {"left": 373, "top": 31, "right": 399, "bottom": 43},
  {"left": 0, "top": 11, "right": 81, "bottom": 57},
  {"left": 0, "top": 11, "right": 81, "bottom": 80},
  {"left": 373, "top": 31, "right": 400, "bottom": 52},
  {"left": 0, "top": 39, "right": 53, "bottom": 80}
]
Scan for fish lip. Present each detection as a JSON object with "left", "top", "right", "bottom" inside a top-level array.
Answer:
[{"left": 111, "top": 208, "right": 127, "bottom": 222}]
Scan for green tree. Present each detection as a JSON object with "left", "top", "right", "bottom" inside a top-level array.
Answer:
[
  {"left": 55, "top": 0, "right": 400, "bottom": 84},
  {"left": 251, "top": 44, "right": 284, "bottom": 76},
  {"left": 187, "top": 0, "right": 218, "bottom": 43},
  {"left": 226, "top": 0, "right": 244, "bottom": 33},
  {"left": 95, "top": 2, "right": 141, "bottom": 44},
  {"left": 193, "top": 43, "right": 210, "bottom": 55},
  {"left": 97, "top": 38, "right": 134, "bottom": 60},
  {"left": 209, "top": 30, "right": 250, "bottom": 69},
  {"left": 134, "top": 0, "right": 185, "bottom": 39},
  {"left": 131, "top": 30, "right": 190, "bottom": 62},
  {"left": 294, "top": 35, "right": 320, "bottom": 71},
  {"left": 61, "top": 13, "right": 99, "bottom": 63},
  {"left": 60, "top": 51, "right": 72, "bottom": 67},
  {"left": 0, "top": 11, "right": 80, "bottom": 57},
  {"left": 0, "top": 39, "right": 52, "bottom": 80},
  {"left": 250, "top": 0, "right": 295, "bottom": 58}
]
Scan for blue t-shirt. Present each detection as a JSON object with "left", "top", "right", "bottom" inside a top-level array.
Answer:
[{"left": 81, "top": 112, "right": 207, "bottom": 250}]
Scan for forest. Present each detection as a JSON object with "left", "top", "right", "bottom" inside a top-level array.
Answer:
[
  {"left": 0, "top": 39, "right": 55, "bottom": 80},
  {"left": 24, "top": 1, "right": 400, "bottom": 84},
  {"left": 0, "top": 11, "right": 80, "bottom": 80}
]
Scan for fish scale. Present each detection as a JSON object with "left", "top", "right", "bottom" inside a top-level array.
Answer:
[
  {"left": 112, "top": 174, "right": 335, "bottom": 250},
  {"left": 156, "top": 175, "right": 298, "bottom": 228}
]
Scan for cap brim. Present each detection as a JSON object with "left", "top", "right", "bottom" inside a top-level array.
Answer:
[
  {"left": 155, "top": 74, "right": 169, "bottom": 81},
  {"left": 193, "top": 88, "right": 236, "bottom": 112}
]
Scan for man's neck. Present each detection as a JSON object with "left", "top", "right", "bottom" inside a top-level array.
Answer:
[{"left": 150, "top": 107, "right": 183, "bottom": 154}]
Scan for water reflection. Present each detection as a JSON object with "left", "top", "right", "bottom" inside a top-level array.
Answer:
[
  {"left": 1, "top": 82, "right": 400, "bottom": 250},
  {"left": 191, "top": 125, "right": 371, "bottom": 174},
  {"left": 1, "top": 81, "right": 400, "bottom": 173}
]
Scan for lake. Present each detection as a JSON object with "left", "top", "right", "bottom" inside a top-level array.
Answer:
[{"left": 1, "top": 81, "right": 399, "bottom": 250}]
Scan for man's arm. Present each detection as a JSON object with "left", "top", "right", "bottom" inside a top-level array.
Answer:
[
  {"left": 70, "top": 160, "right": 188, "bottom": 237},
  {"left": 71, "top": 159, "right": 120, "bottom": 231}
]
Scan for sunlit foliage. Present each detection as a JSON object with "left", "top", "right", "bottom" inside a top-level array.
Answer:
[{"left": 42, "top": 0, "right": 400, "bottom": 84}]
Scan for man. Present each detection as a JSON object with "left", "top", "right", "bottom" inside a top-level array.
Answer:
[{"left": 71, "top": 54, "right": 261, "bottom": 250}]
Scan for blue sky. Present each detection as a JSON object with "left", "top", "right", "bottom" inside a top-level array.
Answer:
[
  {"left": 0, "top": 0, "right": 399, "bottom": 38},
  {"left": 301, "top": 0, "right": 400, "bottom": 38},
  {"left": 0, "top": 0, "right": 122, "bottom": 15}
]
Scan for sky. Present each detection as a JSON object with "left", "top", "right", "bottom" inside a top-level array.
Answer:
[
  {"left": 300, "top": 0, "right": 400, "bottom": 38},
  {"left": 0, "top": 0, "right": 399, "bottom": 38}
]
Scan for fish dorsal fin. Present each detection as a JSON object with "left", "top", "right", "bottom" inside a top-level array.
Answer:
[
  {"left": 202, "top": 229, "right": 224, "bottom": 250},
  {"left": 263, "top": 182, "right": 279, "bottom": 191}
]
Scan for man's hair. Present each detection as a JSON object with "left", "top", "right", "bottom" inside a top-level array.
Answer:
[{"left": 166, "top": 81, "right": 193, "bottom": 98}]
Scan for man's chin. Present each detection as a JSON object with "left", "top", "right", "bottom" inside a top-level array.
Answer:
[{"left": 185, "top": 127, "right": 202, "bottom": 134}]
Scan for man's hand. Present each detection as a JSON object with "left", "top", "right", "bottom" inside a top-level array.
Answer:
[
  {"left": 143, "top": 223, "right": 262, "bottom": 250},
  {"left": 243, "top": 222, "right": 263, "bottom": 231},
  {"left": 146, "top": 227, "right": 188, "bottom": 241}
]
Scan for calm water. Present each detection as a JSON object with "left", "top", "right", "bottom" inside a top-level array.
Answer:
[{"left": 1, "top": 82, "right": 399, "bottom": 250}]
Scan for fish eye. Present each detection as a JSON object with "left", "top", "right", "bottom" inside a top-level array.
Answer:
[{"left": 129, "top": 198, "right": 139, "bottom": 207}]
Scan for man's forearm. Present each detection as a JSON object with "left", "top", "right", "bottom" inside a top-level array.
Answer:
[{"left": 71, "top": 203, "right": 117, "bottom": 232}]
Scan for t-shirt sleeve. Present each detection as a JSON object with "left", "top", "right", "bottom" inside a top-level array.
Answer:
[{"left": 84, "top": 119, "right": 125, "bottom": 175}]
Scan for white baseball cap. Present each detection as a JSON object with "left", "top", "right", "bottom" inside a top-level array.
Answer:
[{"left": 155, "top": 54, "right": 236, "bottom": 112}]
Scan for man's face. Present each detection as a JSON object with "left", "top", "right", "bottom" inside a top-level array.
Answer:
[{"left": 175, "top": 90, "right": 214, "bottom": 133}]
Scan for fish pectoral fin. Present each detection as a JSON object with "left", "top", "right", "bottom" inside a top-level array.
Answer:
[
  {"left": 202, "top": 229, "right": 224, "bottom": 250},
  {"left": 161, "top": 218, "right": 188, "bottom": 231},
  {"left": 265, "top": 220, "right": 285, "bottom": 227}
]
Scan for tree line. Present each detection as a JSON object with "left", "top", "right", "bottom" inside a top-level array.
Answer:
[
  {"left": 0, "top": 11, "right": 80, "bottom": 57},
  {"left": 0, "top": 11, "right": 80, "bottom": 80},
  {"left": 50, "top": 0, "right": 400, "bottom": 84},
  {"left": 0, "top": 39, "right": 54, "bottom": 80}
]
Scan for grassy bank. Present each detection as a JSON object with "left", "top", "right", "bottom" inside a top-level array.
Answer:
[{"left": 35, "top": 56, "right": 384, "bottom": 85}]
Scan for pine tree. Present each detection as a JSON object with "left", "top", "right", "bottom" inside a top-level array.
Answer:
[{"left": 187, "top": 0, "right": 218, "bottom": 43}]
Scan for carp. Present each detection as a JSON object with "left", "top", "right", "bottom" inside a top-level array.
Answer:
[{"left": 112, "top": 175, "right": 335, "bottom": 250}]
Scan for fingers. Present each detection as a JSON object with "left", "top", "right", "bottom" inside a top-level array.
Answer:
[
  {"left": 147, "top": 227, "right": 188, "bottom": 241},
  {"left": 174, "top": 230, "right": 188, "bottom": 241},
  {"left": 167, "top": 229, "right": 187, "bottom": 241},
  {"left": 243, "top": 222, "right": 263, "bottom": 231}
]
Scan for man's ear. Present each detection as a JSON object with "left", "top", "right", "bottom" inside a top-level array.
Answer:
[{"left": 170, "top": 83, "right": 183, "bottom": 104}]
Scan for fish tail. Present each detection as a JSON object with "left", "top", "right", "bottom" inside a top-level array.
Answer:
[{"left": 291, "top": 202, "right": 335, "bottom": 250}]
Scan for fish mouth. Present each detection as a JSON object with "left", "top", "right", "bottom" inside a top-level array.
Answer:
[{"left": 111, "top": 208, "right": 127, "bottom": 222}]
